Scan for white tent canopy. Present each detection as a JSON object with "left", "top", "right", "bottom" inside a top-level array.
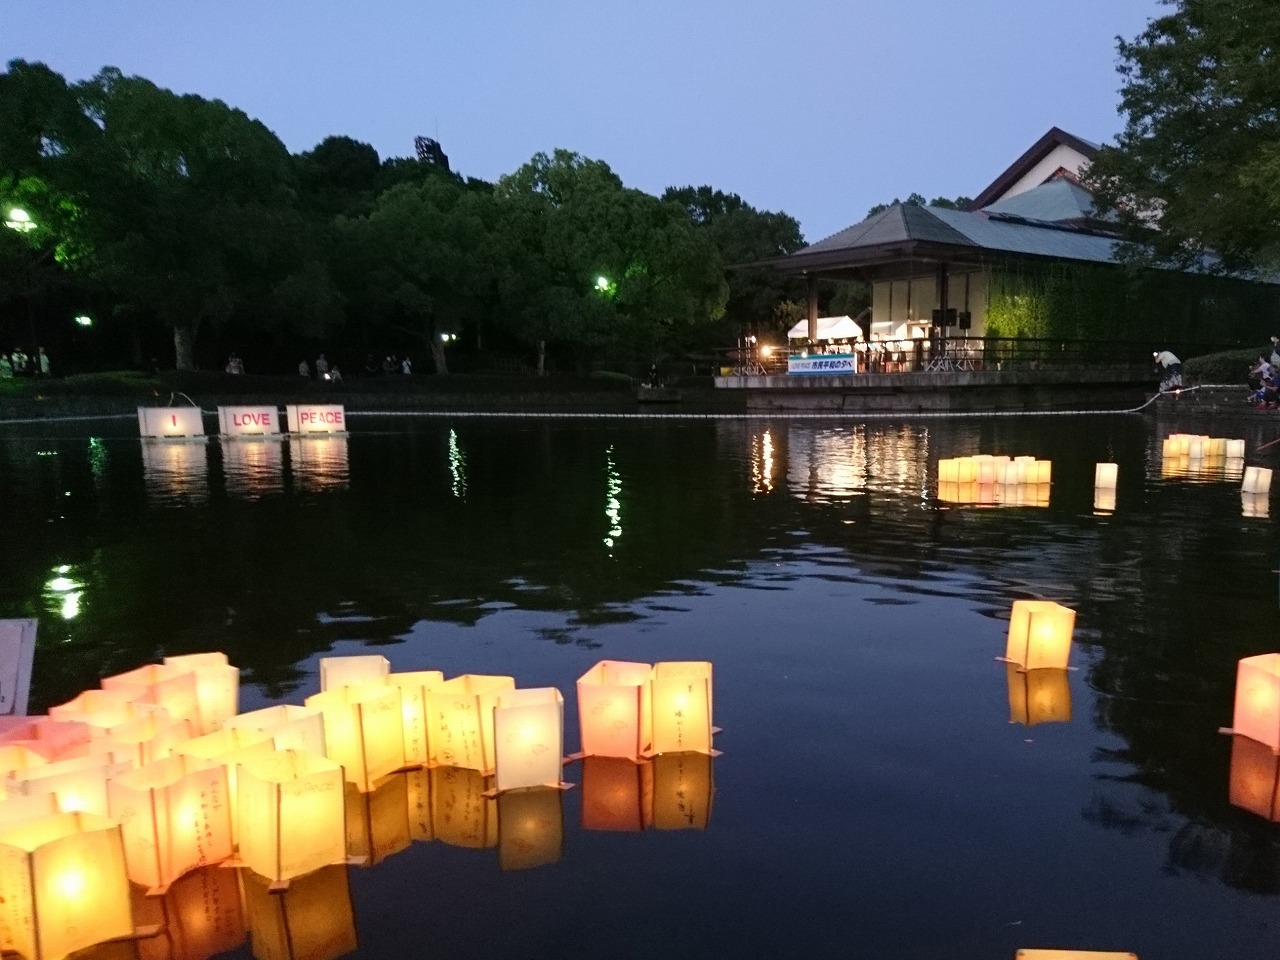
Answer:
[{"left": 786, "top": 315, "right": 863, "bottom": 340}]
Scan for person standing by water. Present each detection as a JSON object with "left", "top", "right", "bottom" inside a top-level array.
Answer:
[
  {"left": 36, "top": 347, "right": 49, "bottom": 377},
  {"left": 315, "top": 354, "right": 329, "bottom": 378},
  {"left": 1154, "top": 349, "right": 1182, "bottom": 392},
  {"left": 298, "top": 359, "right": 310, "bottom": 378}
]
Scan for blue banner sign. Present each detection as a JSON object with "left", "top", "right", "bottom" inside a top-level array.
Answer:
[{"left": 788, "top": 354, "right": 857, "bottom": 375}]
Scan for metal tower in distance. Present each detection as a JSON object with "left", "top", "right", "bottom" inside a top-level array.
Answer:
[{"left": 413, "top": 136, "right": 450, "bottom": 172}]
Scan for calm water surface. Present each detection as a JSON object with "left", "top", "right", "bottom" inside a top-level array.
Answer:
[{"left": 2, "top": 412, "right": 1279, "bottom": 959}]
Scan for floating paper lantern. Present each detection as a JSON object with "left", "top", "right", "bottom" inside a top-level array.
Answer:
[
  {"left": 173, "top": 728, "right": 277, "bottom": 841},
  {"left": 1233, "top": 654, "right": 1280, "bottom": 750},
  {"left": 102, "top": 663, "right": 203, "bottom": 733},
  {"left": 1228, "top": 734, "right": 1280, "bottom": 821},
  {"left": 0, "top": 743, "right": 48, "bottom": 777},
  {"left": 649, "top": 662, "right": 715, "bottom": 756},
  {"left": 132, "top": 864, "right": 245, "bottom": 960},
  {"left": 498, "top": 786, "right": 563, "bottom": 871},
  {"left": 236, "top": 751, "right": 346, "bottom": 884},
  {"left": 1007, "top": 665, "right": 1072, "bottom": 726},
  {"left": 343, "top": 775, "right": 410, "bottom": 867},
  {"left": 285, "top": 404, "right": 347, "bottom": 435},
  {"left": 108, "top": 756, "right": 232, "bottom": 891},
  {"left": 9, "top": 754, "right": 133, "bottom": 816},
  {"left": 1094, "top": 488, "right": 1117, "bottom": 513},
  {"left": 386, "top": 670, "right": 445, "bottom": 766},
  {"left": 217, "top": 405, "right": 279, "bottom": 438},
  {"left": 304, "top": 685, "right": 404, "bottom": 792},
  {"left": 938, "top": 459, "right": 959, "bottom": 483},
  {"left": 138, "top": 407, "right": 205, "bottom": 439},
  {"left": 102, "top": 716, "right": 196, "bottom": 769},
  {"left": 0, "top": 718, "right": 93, "bottom": 760},
  {"left": 430, "top": 766, "right": 496, "bottom": 849},
  {"left": 424, "top": 674, "right": 515, "bottom": 772},
  {"left": 577, "top": 660, "right": 652, "bottom": 761},
  {"left": 651, "top": 752, "right": 714, "bottom": 830},
  {"left": 318, "top": 655, "right": 389, "bottom": 692},
  {"left": 1005, "top": 601, "right": 1076, "bottom": 670},
  {"left": 0, "top": 793, "right": 60, "bottom": 828},
  {"left": 1244, "top": 466, "right": 1273, "bottom": 494},
  {"left": 221, "top": 705, "right": 326, "bottom": 756},
  {"left": 49, "top": 688, "right": 168, "bottom": 733},
  {"left": 241, "top": 865, "right": 357, "bottom": 960},
  {"left": 1094, "top": 463, "right": 1118, "bottom": 489},
  {"left": 580, "top": 756, "right": 652, "bottom": 832},
  {"left": 1227, "top": 439, "right": 1246, "bottom": 459},
  {"left": 493, "top": 687, "right": 565, "bottom": 793},
  {"left": 0, "top": 812, "right": 134, "bottom": 960},
  {"left": 162, "top": 653, "right": 240, "bottom": 731}
]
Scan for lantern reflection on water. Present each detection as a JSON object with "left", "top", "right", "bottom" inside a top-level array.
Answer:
[
  {"left": 498, "top": 786, "right": 564, "bottom": 871},
  {"left": 1243, "top": 491, "right": 1271, "bottom": 518},
  {"left": 386, "top": 670, "right": 445, "bottom": 766},
  {"left": 141, "top": 440, "right": 210, "bottom": 504},
  {"left": 651, "top": 752, "right": 714, "bottom": 830},
  {"left": 241, "top": 865, "right": 357, "bottom": 960},
  {"left": 1228, "top": 733, "right": 1280, "bottom": 822},
  {"left": 430, "top": 766, "right": 497, "bottom": 849},
  {"left": 649, "top": 662, "right": 715, "bottom": 756},
  {"left": 577, "top": 660, "right": 651, "bottom": 761},
  {"left": 1005, "top": 600, "right": 1076, "bottom": 670},
  {"left": 423, "top": 674, "right": 515, "bottom": 772},
  {"left": 1232, "top": 654, "right": 1280, "bottom": 751},
  {"left": 493, "top": 687, "right": 565, "bottom": 793},
  {"left": 404, "top": 767, "right": 433, "bottom": 842},
  {"left": 343, "top": 774, "right": 411, "bottom": 866},
  {"left": 580, "top": 756, "right": 652, "bottom": 832},
  {"left": 304, "top": 684, "right": 404, "bottom": 791},
  {"left": 220, "top": 438, "right": 285, "bottom": 501},
  {"left": 236, "top": 751, "right": 346, "bottom": 884},
  {"left": 0, "top": 811, "right": 134, "bottom": 960},
  {"left": 131, "top": 864, "right": 245, "bottom": 960},
  {"left": 1006, "top": 665, "right": 1072, "bottom": 726}
]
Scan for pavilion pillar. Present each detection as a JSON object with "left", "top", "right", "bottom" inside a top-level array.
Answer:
[
  {"left": 937, "top": 263, "right": 950, "bottom": 332},
  {"left": 806, "top": 275, "right": 818, "bottom": 342}
]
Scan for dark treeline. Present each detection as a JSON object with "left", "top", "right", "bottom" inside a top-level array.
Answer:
[{"left": 0, "top": 61, "right": 837, "bottom": 378}]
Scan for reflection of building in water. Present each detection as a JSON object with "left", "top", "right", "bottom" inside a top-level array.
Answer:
[
  {"left": 498, "top": 786, "right": 564, "bottom": 871},
  {"left": 344, "top": 775, "right": 411, "bottom": 866},
  {"left": 289, "top": 437, "right": 349, "bottom": 493},
  {"left": 131, "top": 864, "right": 244, "bottom": 960},
  {"left": 431, "top": 766, "right": 497, "bottom": 849},
  {"left": 781, "top": 424, "right": 932, "bottom": 502},
  {"left": 241, "top": 865, "right": 357, "bottom": 960},
  {"left": 141, "top": 440, "right": 210, "bottom": 505},
  {"left": 751, "top": 429, "right": 776, "bottom": 494},
  {"left": 221, "top": 440, "right": 285, "bottom": 500},
  {"left": 1229, "top": 734, "right": 1280, "bottom": 822},
  {"left": 1006, "top": 665, "right": 1071, "bottom": 726}
]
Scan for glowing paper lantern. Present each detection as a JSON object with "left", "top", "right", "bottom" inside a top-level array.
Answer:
[
  {"left": 285, "top": 404, "right": 346, "bottom": 435},
  {"left": 1093, "top": 488, "right": 1117, "bottom": 513},
  {"left": 0, "top": 793, "right": 60, "bottom": 828},
  {"left": 493, "top": 688, "right": 565, "bottom": 793},
  {"left": 222, "top": 705, "right": 326, "bottom": 756},
  {"left": 241, "top": 865, "right": 357, "bottom": 960},
  {"left": 1094, "top": 463, "right": 1118, "bottom": 489},
  {"left": 162, "top": 653, "right": 240, "bottom": 731},
  {"left": 173, "top": 728, "right": 276, "bottom": 841},
  {"left": 498, "top": 786, "right": 563, "bottom": 871},
  {"left": 1007, "top": 665, "right": 1072, "bottom": 726},
  {"left": 304, "top": 685, "right": 404, "bottom": 791},
  {"left": 217, "top": 405, "right": 279, "bottom": 437},
  {"left": 49, "top": 688, "right": 168, "bottom": 733},
  {"left": 107, "top": 756, "right": 232, "bottom": 891},
  {"left": 938, "top": 459, "right": 959, "bottom": 483},
  {"left": 580, "top": 756, "right": 652, "bottom": 832},
  {"left": 236, "top": 750, "right": 346, "bottom": 884},
  {"left": 1227, "top": 439, "right": 1246, "bottom": 459},
  {"left": 133, "top": 865, "right": 245, "bottom": 960},
  {"left": 1233, "top": 654, "right": 1280, "bottom": 750},
  {"left": 1005, "top": 601, "right": 1075, "bottom": 670},
  {"left": 0, "top": 718, "right": 93, "bottom": 760},
  {"left": 10, "top": 754, "right": 133, "bottom": 816},
  {"left": 0, "top": 812, "right": 134, "bottom": 960},
  {"left": 1243, "top": 466, "right": 1273, "bottom": 494},
  {"left": 1228, "top": 734, "right": 1280, "bottom": 821},
  {"left": 102, "top": 663, "right": 203, "bottom": 733},
  {"left": 343, "top": 774, "right": 410, "bottom": 866},
  {"left": 424, "top": 674, "right": 515, "bottom": 772},
  {"left": 0, "top": 743, "right": 48, "bottom": 777},
  {"left": 651, "top": 751, "right": 714, "bottom": 830},
  {"left": 430, "top": 766, "right": 496, "bottom": 848},
  {"left": 101, "top": 715, "right": 196, "bottom": 768},
  {"left": 318, "top": 654, "right": 389, "bottom": 692},
  {"left": 649, "top": 662, "right": 715, "bottom": 756},
  {"left": 577, "top": 660, "right": 652, "bottom": 760},
  {"left": 386, "top": 670, "right": 445, "bottom": 766}
]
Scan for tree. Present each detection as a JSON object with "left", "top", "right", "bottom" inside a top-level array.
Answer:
[
  {"left": 295, "top": 135, "right": 381, "bottom": 217},
  {"left": 1086, "top": 0, "right": 1280, "bottom": 271},
  {"left": 864, "top": 192, "right": 972, "bottom": 218}
]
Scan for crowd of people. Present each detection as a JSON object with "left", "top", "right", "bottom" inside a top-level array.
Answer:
[
  {"left": 222, "top": 351, "right": 415, "bottom": 383},
  {"left": 0, "top": 346, "right": 51, "bottom": 379}
]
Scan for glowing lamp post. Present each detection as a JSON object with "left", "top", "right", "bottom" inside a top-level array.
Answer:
[
  {"left": 162, "top": 653, "right": 240, "bottom": 731},
  {"left": 304, "top": 684, "right": 404, "bottom": 791},
  {"left": 493, "top": 687, "right": 565, "bottom": 793},
  {"left": 1006, "top": 664, "right": 1072, "bottom": 726},
  {"left": 236, "top": 750, "right": 346, "bottom": 884},
  {"left": 1004, "top": 600, "right": 1076, "bottom": 670},
  {"left": 386, "top": 670, "right": 445, "bottom": 766},
  {"left": 648, "top": 661, "right": 715, "bottom": 756},
  {"left": 423, "top": 674, "right": 515, "bottom": 772},
  {"left": 576, "top": 660, "right": 652, "bottom": 760},
  {"left": 318, "top": 654, "right": 390, "bottom": 692},
  {"left": 1233, "top": 654, "right": 1280, "bottom": 750},
  {"left": 0, "top": 811, "right": 135, "bottom": 960},
  {"left": 498, "top": 787, "right": 564, "bottom": 871}
]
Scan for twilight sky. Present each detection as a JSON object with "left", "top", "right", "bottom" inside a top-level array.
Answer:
[{"left": 4, "top": 1, "right": 1160, "bottom": 244}]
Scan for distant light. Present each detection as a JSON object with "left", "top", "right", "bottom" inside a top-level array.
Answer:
[
  {"left": 74, "top": 314, "right": 92, "bottom": 327},
  {"left": 4, "top": 207, "right": 36, "bottom": 232},
  {"left": 760, "top": 345, "right": 773, "bottom": 357}
]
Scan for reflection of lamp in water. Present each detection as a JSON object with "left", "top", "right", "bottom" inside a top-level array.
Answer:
[
  {"left": 423, "top": 674, "right": 515, "bottom": 772},
  {"left": 0, "top": 811, "right": 135, "bottom": 960},
  {"left": 577, "top": 660, "right": 652, "bottom": 761},
  {"left": 1229, "top": 733, "right": 1280, "bottom": 821},
  {"left": 498, "top": 786, "right": 563, "bottom": 871},
  {"left": 343, "top": 774, "right": 410, "bottom": 866},
  {"left": 493, "top": 688, "right": 565, "bottom": 793},
  {"left": 650, "top": 752, "right": 714, "bottom": 830},
  {"left": 162, "top": 652, "right": 240, "bottom": 732},
  {"left": 132, "top": 864, "right": 245, "bottom": 960},
  {"left": 649, "top": 662, "right": 715, "bottom": 756},
  {"left": 304, "top": 685, "right": 404, "bottom": 792},
  {"left": 319, "top": 655, "right": 390, "bottom": 692},
  {"left": 430, "top": 766, "right": 497, "bottom": 849},
  {"left": 1004, "top": 601, "right": 1075, "bottom": 670},
  {"left": 386, "top": 670, "right": 445, "bottom": 766},
  {"left": 236, "top": 750, "right": 346, "bottom": 884},
  {"left": 1006, "top": 665, "right": 1071, "bottom": 726},
  {"left": 241, "top": 865, "right": 357, "bottom": 960},
  {"left": 1233, "top": 654, "right": 1280, "bottom": 750},
  {"left": 580, "top": 756, "right": 653, "bottom": 832}
]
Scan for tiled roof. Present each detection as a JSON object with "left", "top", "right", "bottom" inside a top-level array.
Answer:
[{"left": 980, "top": 179, "right": 1097, "bottom": 222}]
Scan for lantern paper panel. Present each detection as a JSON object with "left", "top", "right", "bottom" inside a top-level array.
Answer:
[
  {"left": 424, "top": 674, "right": 515, "bottom": 772},
  {"left": 1007, "top": 665, "right": 1072, "bottom": 726},
  {"left": 580, "top": 756, "right": 653, "bottom": 832},
  {"left": 1233, "top": 654, "right": 1280, "bottom": 750},
  {"left": 107, "top": 757, "right": 233, "bottom": 891},
  {"left": 1244, "top": 466, "right": 1274, "bottom": 494},
  {"left": 651, "top": 752, "right": 714, "bottom": 830},
  {"left": 498, "top": 786, "right": 564, "bottom": 872},
  {"left": 403, "top": 768, "right": 433, "bottom": 842},
  {"left": 222, "top": 705, "right": 326, "bottom": 757},
  {"left": 1228, "top": 734, "right": 1280, "bottom": 822},
  {"left": 0, "top": 717, "right": 93, "bottom": 760},
  {"left": 9, "top": 754, "right": 133, "bottom": 816},
  {"left": 162, "top": 653, "right": 240, "bottom": 732},
  {"left": 241, "top": 865, "right": 357, "bottom": 960},
  {"left": 0, "top": 812, "right": 134, "bottom": 960},
  {"left": 304, "top": 685, "right": 405, "bottom": 791},
  {"left": 0, "top": 743, "right": 48, "bottom": 777},
  {"left": 430, "top": 766, "right": 496, "bottom": 849},
  {"left": 173, "top": 731, "right": 277, "bottom": 841},
  {"left": 1094, "top": 463, "right": 1118, "bottom": 489},
  {"left": 236, "top": 751, "right": 346, "bottom": 884},
  {"left": 0, "top": 793, "right": 60, "bottom": 829},
  {"left": 102, "top": 716, "right": 196, "bottom": 769},
  {"left": 649, "top": 662, "right": 714, "bottom": 756},
  {"left": 1005, "top": 601, "right": 1076, "bottom": 670},
  {"left": 493, "top": 687, "right": 565, "bottom": 793},
  {"left": 134, "top": 864, "right": 245, "bottom": 960},
  {"left": 577, "top": 660, "right": 652, "bottom": 761},
  {"left": 343, "top": 775, "right": 410, "bottom": 867},
  {"left": 49, "top": 688, "right": 169, "bottom": 734},
  {"left": 386, "top": 670, "right": 445, "bottom": 766},
  {"left": 102, "top": 665, "right": 203, "bottom": 734},
  {"left": 318, "top": 655, "right": 389, "bottom": 693}
]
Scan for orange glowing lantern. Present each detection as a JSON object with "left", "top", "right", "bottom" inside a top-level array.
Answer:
[
  {"left": 577, "top": 660, "right": 652, "bottom": 761},
  {"left": 343, "top": 774, "right": 410, "bottom": 866},
  {"left": 493, "top": 687, "right": 565, "bottom": 793},
  {"left": 1233, "top": 654, "right": 1280, "bottom": 750},
  {"left": 9, "top": 754, "right": 133, "bottom": 816},
  {"left": 0, "top": 743, "right": 48, "bottom": 777},
  {"left": 1228, "top": 733, "right": 1280, "bottom": 821},
  {"left": 134, "top": 864, "right": 245, "bottom": 960},
  {"left": 650, "top": 751, "right": 714, "bottom": 830},
  {"left": 498, "top": 786, "right": 563, "bottom": 871},
  {"left": 162, "top": 653, "right": 240, "bottom": 731},
  {"left": 1244, "top": 466, "right": 1273, "bottom": 494},
  {"left": 241, "top": 864, "right": 357, "bottom": 960},
  {"left": 304, "top": 684, "right": 404, "bottom": 791},
  {"left": 1005, "top": 600, "right": 1076, "bottom": 670},
  {"left": 1006, "top": 664, "right": 1072, "bottom": 726},
  {"left": 648, "top": 662, "right": 715, "bottom": 756},
  {"left": 423, "top": 674, "right": 515, "bottom": 772},
  {"left": 938, "top": 458, "right": 960, "bottom": 483},
  {"left": 385, "top": 670, "right": 445, "bottom": 766},
  {"left": 221, "top": 705, "right": 326, "bottom": 756},
  {"left": 236, "top": 750, "right": 346, "bottom": 884},
  {"left": 102, "top": 664, "right": 202, "bottom": 733},
  {"left": 173, "top": 728, "right": 276, "bottom": 841},
  {"left": 0, "top": 717, "right": 93, "bottom": 760},
  {"left": 0, "top": 812, "right": 135, "bottom": 960},
  {"left": 318, "top": 654, "right": 389, "bottom": 692},
  {"left": 1094, "top": 463, "right": 1118, "bottom": 489},
  {"left": 580, "top": 756, "right": 652, "bottom": 832},
  {"left": 49, "top": 688, "right": 168, "bottom": 733},
  {"left": 102, "top": 715, "right": 196, "bottom": 768},
  {"left": 0, "top": 793, "right": 60, "bottom": 828},
  {"left": 107, "top": 756, "right": 233, "bottom": 892},
  {"left": 430, "top": 766, "right": 496, "bottom": 849}
]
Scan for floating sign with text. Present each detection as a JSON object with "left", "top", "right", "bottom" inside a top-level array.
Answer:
[
  {"left": 217, "top": 406, "right": 280, "bottom": 437},
  {"left": 138, "top": 407, "right": 206, "bottom": 439},
  {"left": 286, "top": 404, "right": 347, "bottom": 435},
  {"left": 787, "top": 354, "right": 857, "bottom": 376}
]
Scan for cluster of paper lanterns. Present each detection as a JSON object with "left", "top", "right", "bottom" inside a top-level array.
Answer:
[
  {"left": 0, "top": 654, "right": 717, "bottom": 960},
  {"left": 937, "top": 455, "right": 1053, "bottom": 506},
  {"left": 1160, "top": 434, "right": 1270, "bottom": 516}
]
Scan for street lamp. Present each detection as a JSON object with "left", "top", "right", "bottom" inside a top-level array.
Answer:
[
  {"left": 4, "top": 208, "right": 36, "bottom": 233},
  {"left": 74, "top": 315, "right": 92, "bottom": 328}
]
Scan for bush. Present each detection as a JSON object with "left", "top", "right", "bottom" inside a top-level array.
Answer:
[{"left": 1183, "top": 348, "right": 1262, "bottom": 385}]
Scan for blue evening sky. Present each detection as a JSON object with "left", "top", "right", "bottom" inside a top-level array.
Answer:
[{"left": 3, "top": 1, "right": 1159, "bottom": 243}]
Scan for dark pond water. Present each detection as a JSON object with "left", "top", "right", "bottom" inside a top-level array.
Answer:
[{"left": 2, "top": 411, "right": 1280, "bottom": 959}]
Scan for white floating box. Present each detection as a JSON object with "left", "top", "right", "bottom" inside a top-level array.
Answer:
[
  {"left": 138, "top": 407, "right": 205, "bottom": 439},
  {"left": 1094, "top": 463, "right": 1118, "bottom": 489},
  {"left": 286, "top": 404, "right": 347, "bottom": 435},
  {"left": 1243, "top": 466, "right": 1273, "bottom": 494},
  {"left": 493, "top": 688, "right": 565, "bottom": 793},
  {"left": 217, "top": 405, "right": 280, "bottom": 437},
  {"left": 319, "top": 655, "right": 390, "bottom": 692}
]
